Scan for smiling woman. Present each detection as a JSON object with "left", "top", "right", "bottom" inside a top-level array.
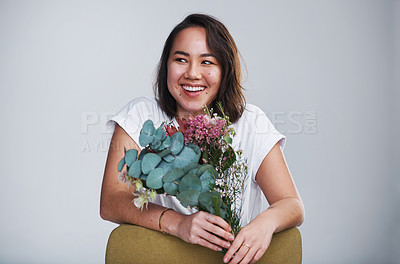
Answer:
[
  {"left": 100, "top": 13, "right": 304, "bottom": 264},
  {"left": 167, "top": 27, "right": 222, "bottom": 118},
  {"left": 155, "top": 14, "right": 245, "bottom": 124}
]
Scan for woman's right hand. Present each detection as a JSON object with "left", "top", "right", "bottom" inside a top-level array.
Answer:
[{"left": 173, "top": 211, "right": 235, "bottom": 251}]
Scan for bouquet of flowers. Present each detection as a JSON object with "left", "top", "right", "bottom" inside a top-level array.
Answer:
[{"left": 117, "top": 103, "right": 248, "bottom": 235}]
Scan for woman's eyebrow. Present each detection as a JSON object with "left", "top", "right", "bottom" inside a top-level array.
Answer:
[
  {"left": 173, "top": 51, "right": 189, "bottom": 56},
  {"left": 172, "top": 51, "right": 216, "bottom": 58},
  {"left": 200, "top": 53, "right": 216, "bottom": 58}
]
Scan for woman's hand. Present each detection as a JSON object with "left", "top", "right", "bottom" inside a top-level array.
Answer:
[
  {"left": 223, "top": 214, "right": 275, "bottom": 264},
  {"left": 174, "top": 211, "right": 235, "bottom": 252}
]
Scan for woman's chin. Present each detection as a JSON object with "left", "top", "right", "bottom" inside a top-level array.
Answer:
[{"left": 177, "top": 105, "right": 207, "bottom": 118}]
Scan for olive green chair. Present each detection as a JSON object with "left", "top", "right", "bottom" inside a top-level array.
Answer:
[{"left": 105, "top": 224, "right": 302, "bottom": 263}]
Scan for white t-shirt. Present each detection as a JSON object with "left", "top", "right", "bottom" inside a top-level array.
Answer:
[{"left": 107, "top": 97, "right": 286, "bottom": 226}]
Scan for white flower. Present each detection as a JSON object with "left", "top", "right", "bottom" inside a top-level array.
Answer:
[
  {"left": 215, "top": 179, "right": 224, "bottom": 186},
  {"left": 134, "top": 180, "right": 143, "bottom": 191},
  {"left": 149, "top": 190, "right": 157, "bottom": 201},
  {"left": 118, "top": 171, "right": 127, "bottom": 183},
  {"left": 133, "top": 194, "right": 149, "bottom": 210}
]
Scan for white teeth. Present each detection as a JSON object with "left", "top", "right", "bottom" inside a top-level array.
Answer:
[{"left": 182, "top": 85, "right": 205, "bottom": 92}]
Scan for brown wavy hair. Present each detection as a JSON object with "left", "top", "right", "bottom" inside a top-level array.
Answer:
[{"left": 154, "top": 13, "right": 245, "bottom": 123}]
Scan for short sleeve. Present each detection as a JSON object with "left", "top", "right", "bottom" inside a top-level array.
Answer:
[
  {"left": 106, "top": 97, "right": 168, "bottom": 147},
  {"left": 233, "top": 104, "right": 286, "bottom": 182},
  {"left": 252, "top": 111, "right": 286, "bottom": 180}
]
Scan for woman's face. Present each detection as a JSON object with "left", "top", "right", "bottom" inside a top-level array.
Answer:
[{"left": 167, "top": 27, "right": 222, "bottom": 119}]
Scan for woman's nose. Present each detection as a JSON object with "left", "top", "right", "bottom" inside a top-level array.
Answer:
[{"left": 184, "top": 63, "right": 202, "bottom": 80}]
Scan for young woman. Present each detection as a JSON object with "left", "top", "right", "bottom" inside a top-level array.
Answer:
[{"left": 100, "top": 14, "right": 304, "bottom": 264}]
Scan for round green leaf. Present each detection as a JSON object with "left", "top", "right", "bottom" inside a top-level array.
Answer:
[
  {"left": 117, "top": 157, "right": 125, "bottom": 172},
  {"left": 142, "top": 153, "right": 162, "bottom": 174},
  {"left": 139, "top": 133, "right": 154, "bottom": 147},
  {"left": 179, "top": 172, "right": 202, "bottom": 193},
  {"left": 157, "top": 160, "right": 174, "bottom": 174},
  {"left": 173, "top": 146, "right": 200, "bottom": 168},
  {"left": 185, "top": 143, "right": 201, "bottom": 159},
  {"left": 157, "top": 149, "right": 171, "bottom": 158},
  {"left": 125, "top": 149, "right": 138, "bottom": 167},
  {"left": 159, "top": 136, "right": 171, "bottom": 150},
  {"left": 183, "top": 163, "right": 200, "bottom": 174},
  {"left": 150, "top": 140, "right": 162, "bottom": 150},
  {"left": 177, "top": 190, "right": 201, "bottom": 207},
  {"left": 163, "top": 181, "right": 179, "bottom": 195},
  {"left": 153, "top": 126, "right": 166, "bottom": 144},
  {"left": 199, "top": 170, "right": 215, "bottom": 192},
  {"left": 138, "top": 148, "right": 148, "bottom": 161},
  {"left": 162, "top": 153, "right": 175, "bottom": 163},
  {"left": 128, "top": 160, "right": 142, "bottom": 178},
  {"left": 170, "top": 132, "right": 184, "bottom": 155},
  {"left": 196, "top": 164, "right": 216, "bottom": 178},
  {"left": 163, "top": 168, "right": 185, "bottom": 183},
  {"left": 139, "top": 120, "right": 155, "bottom": 146},
  {"left": 146, "top": 168, "right": 164, "bottom": 189}
]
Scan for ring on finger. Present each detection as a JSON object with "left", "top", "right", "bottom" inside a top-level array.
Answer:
[
  {"left": 197, "top": 237, "right": 201, "bottom": 244},
  {"left": 207, "top": 213, "right": 212, "bottom": 220},
  {"left": 242, "top": 243, "right": 251, "bottom": 249}
]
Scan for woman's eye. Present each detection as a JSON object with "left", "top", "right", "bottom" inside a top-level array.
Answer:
[
  {"left": 175, "top": 58, "right": 187, "bottom": 63},
  {"left": 202, "top": 60, "right": 214, "bottom": 65}
]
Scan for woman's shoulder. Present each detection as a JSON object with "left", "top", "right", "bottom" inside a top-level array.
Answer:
[
  {"left": 114, "top": 97, "right": 164, "bottom": 118},
  {"left": 122, "top": 96, "right": 159, "bottom": 111},
  {"left": 237, "top": 103, "right": 269, "bottom": 124},
  {"left": 234, "top": 103, "right": 279, "bottom": 135},
  {"left": 243, "top": 103, "right": 266, "bottom": 115},
  {"left": 112, "top": 96, "right": 170, "bottom": 127}
]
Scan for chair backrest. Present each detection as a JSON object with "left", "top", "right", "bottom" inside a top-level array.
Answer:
[{"left": 105, "top": 224, "right": 302, "bottom": 263}]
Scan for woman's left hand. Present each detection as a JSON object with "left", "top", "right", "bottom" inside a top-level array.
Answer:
[{"left": 222, "top": 215, "right": 275, "bottom": 264}]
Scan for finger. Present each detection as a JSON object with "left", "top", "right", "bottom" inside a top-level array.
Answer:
[
  {"left": 228, "top": 246, "right": 248, "bottom": 264},
  {"left": 197, "top": 236, "right": 222, "bottom": 252},
  {"left": 207, "top": 213, "right": 232, "bottom": 232},
  {"left": 223, "top": 236, "right": 244, "bottom": 263},
  {"left": 200, "top": 228, "right": 232, "bottom": 249},
  {"left": 238, "top": 245, "right": 257, "bottom": 264},
  {"left": 203, "top": 221, "right": 234, "bottom": 242},
  {"left": 250, "top": 249, "right": 264, "bottom": 264}
]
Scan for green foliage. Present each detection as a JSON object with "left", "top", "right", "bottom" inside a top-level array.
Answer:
[
  {"left": 177, "top": 190, "right": 201, "bottom": 207},
  {"left": 125, "top": 149, "right": 138, "bottom": 167},
  {"left": 199, "top": 170, "right": 215, "bottom": 192},
  {"left": 221, "top": 145, "right": 236, "bottom": 171},
  {"left": 169, "top": 132, "right": 184, "bottom": 154},
  {"left": 163, "top": 168, "right": 185, "bottom": 183},
  {"left": 141, "top": 153, "right": 161, "bottom": 174},
  {"left": 128, "top": 160, "right": 142, "bottom": 178},
  {"left": 139, "top": 120, "right": 155, "bottom": 147},
  {"left": 146, "top": 168, "right": 164, "bottom": 189},
  {"left": 117, "top": 157, "right": 125, "bottom": 172},
  {"left": 179, "top": 172, "right": 202, "bottom": 193},
  {"left": 120, "top": 117, "right": 245, "bottom": 233},
  {"left": 163, "top": 181, "right": 179, "bottom": 195},
  {"left": 173, "top": 145, "right": 201, "bottom": 168},
  {"left": 198, "top": 191, "right": 220, "bottom": 213}
]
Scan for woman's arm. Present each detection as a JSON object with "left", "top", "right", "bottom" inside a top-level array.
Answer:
[
  {"left": 223, "top": 142, "right": 305, "bottom": 264},
  {"left": 100, "top": 124, "right": 234, "bottom": 251}
]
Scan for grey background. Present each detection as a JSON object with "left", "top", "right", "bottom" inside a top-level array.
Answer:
[{"left": 0, "top": 0, "right": 399, "bottom": 263}]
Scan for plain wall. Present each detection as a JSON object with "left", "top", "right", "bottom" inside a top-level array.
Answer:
[{"left": 0, "top": 0, "right": 398, "bottom": 263}]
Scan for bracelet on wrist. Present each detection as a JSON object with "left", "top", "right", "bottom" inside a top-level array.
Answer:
[{"left": 159, "top": 208, "right": 173, "bottom": 234}]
